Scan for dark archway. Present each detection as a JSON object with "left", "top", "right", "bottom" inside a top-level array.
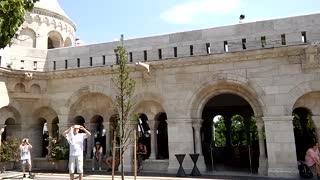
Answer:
[
  {"left": 292, "top": 107, "right": 316, "bottom": 161},
  {"left": 201, "top": 93, "right": 259, "bottom": 173},
  {"left": 92, "top": 115, "right": 106, "bottom": 155},
  {"left": 138, "top": 114, "right": 151, "bottom": 159},
  {"left": 156, "top": 112, "right": 169, "bottom": 159}
]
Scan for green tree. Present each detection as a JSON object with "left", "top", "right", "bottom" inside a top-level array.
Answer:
[
  {"left": 0, "top": 136, "right": 20, "bottom": 162},
  {"left": 112, "top": 44, "right": 137, "bottom": 180},
  {"left": 0, "top": 0, "right": 39, "bottom": 49},
  {"left": 214, "top": 116, "right": 226, "bottom": 146}
]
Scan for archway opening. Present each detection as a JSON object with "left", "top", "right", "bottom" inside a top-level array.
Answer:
[
  {"left": 138, "top": 114, "right": 151, "bottom": 159},
  {"left": 292, "top": 107, "right": 316, "bottom": 161},
  {"left": 92, "top": 115, "right": 106, "bottom": 155},
  {"left": 201, "top": 93, "right": 259, "bottom": 173},
  {"left": 156, "top": 112, "right": 169, "bottom": 159},
  {"left": 47, "top": 31, "right": 62, "bottom": 49},
  {"left": 3, "top": 118, "right": 16, "bottom": 141}
]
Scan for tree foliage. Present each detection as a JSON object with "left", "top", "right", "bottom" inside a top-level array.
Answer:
[
  {"left": 112, "top": 45, "right": 137, "bottom": 179},
  {"left": 214, "top": 115, "right": 258, "bottom": 147},
  {"left": 0, "top": 0, "right": 39, "bottom": 49},
  {"left": 0, "top": 136, "right": 20, "bottom": 162}
]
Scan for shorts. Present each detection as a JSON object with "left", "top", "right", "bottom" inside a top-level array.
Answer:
[
  {"left": 21, "top": 159, "right": 31, "bottom": 165},
  {"left": 69, "top": 156, "right": 83, "bottom": 174}
]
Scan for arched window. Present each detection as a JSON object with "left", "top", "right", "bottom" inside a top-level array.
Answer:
[
  {"left": 19, "top": 28, "right": 37, "bottom": 48},
  {"left": 47, "top": 31, "right": 63, "bottom": 49},
  {"left": 64, "top": 37, "right": 72, "bottom": 47},
  {"left": 14, "top": 83, "right": 25, "bottom": 93}
]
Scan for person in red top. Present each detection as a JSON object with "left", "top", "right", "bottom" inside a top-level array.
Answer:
[{"left": 305, "top": 142, "right": 320, "bottom": 178}]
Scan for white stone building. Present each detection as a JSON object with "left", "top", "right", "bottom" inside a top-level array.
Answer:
[{"left": 1, "top": 0, "right": 320, "bottom": 178}]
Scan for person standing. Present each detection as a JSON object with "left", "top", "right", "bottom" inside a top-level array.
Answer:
[
  {"left": 137, "top": 139, "right": 147, "bottom": 172},
  {"left": 305, "top": 142, "right": 320, "bottom": 178},
  {"left": 20, "top": 138, "right": 33, "bottom": 178},
  {"left": 63, "top": 125, "right": 91, "bottom": 180},
  {"left": 92, "top": 141, "right": 103, "bottom": 171}
]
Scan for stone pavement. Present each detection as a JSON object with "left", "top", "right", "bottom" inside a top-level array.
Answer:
[{"left": 0, "top": 170, "right": 303, "bottom": 180}]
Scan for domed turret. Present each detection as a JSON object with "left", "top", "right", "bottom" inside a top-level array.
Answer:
[
  {"left": 13, "top": 0, "right": 76, "bottom": 49},
  {"left": 34, "top": 0, "right": 70, "bottom": 21},
  {"left": 1, "top": 0, "right": 77, "bottom": 71}
]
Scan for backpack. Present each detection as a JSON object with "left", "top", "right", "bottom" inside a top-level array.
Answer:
[{"left": 298, "top": 161, "right": 313, "bottom": 179}]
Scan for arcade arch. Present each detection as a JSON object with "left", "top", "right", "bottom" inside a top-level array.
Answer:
[
  {"left": 133, "top": 99, "right": 168, "bottom": 160},
  {"left": 292, "top": 92, "right": 319, "bottom": 162},
  {"left": 201, "top": 93, "right": 260, "bottom": 172},
  {"left": 64, "top": 37, "right": 72, "bottom": 47},
  {"left": 47, "top": 31, "right": 63, "bottom": 49},
  {"left": 19, "top": 28, "right": 37, "bottom": 48},
  {"left": 32, "top": 106, "right": 59, "bottom": 157}
]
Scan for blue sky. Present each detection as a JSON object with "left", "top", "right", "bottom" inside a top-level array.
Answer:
[{"left": 58, "top": 0, "right": 320, "bottom": 44}]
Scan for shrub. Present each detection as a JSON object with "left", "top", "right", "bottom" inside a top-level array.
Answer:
[
  {"left": 47, "top": 135, "right": 69, "bottom": 160},
  {"left": 0, "top": 136, "right": 20, "bottom": 162}
]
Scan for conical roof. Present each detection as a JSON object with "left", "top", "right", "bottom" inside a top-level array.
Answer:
[{"left": 34, "top": 0, "right": 70, "bottom": 19}]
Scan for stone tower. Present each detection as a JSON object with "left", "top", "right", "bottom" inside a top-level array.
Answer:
[{"left": 0, "top": 0, "right": 76, "bottom": 70}]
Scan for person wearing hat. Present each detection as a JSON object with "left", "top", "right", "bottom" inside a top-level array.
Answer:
[
  {"left": 92, "top": 141, "right": 103, "bottom": 171},
  {"left": 63, "top": 125, "right": 91, "bottom": 180}
]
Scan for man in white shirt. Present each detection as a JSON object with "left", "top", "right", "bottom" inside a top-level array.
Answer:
[
  {"left": 63, "top": 125, "right": 91, "bottom": 180},
  {"left": 20, "top": 138, "right": 33, "bottom": 178}
]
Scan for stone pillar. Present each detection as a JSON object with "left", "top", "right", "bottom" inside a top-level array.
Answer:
[
  {"left": 312, "top": 116, "right": 320, "bottom": 145},
  {"left": 57, "top": 114, "right": 70, "bottom": 136},
  {"left": 263, "top": 116, "right": 298, "bottom": 178},
  {"left": 103, "top": 122, "right": 112, "bottom": 152},
  {"left": 192, "top": 119, "right": 206, "bottom": 173},
  {"left": 167, "top": 119, "right": 194, "bottom": 174},
  {"left": 87, "top": 123, "right": 96, "bottom": 159},
  {"left": 256, "top": 117, "right": 267, "bottom": 175},
  {"left": 148, "top": 120, "right": 158, "bottom": 159},
  {"left": 192, "top": 119, "right": 203, "bottom": 155}
]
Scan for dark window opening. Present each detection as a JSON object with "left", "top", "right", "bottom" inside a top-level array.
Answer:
[
  {"left": 77, "top": 58, "right": 80, "bottom": 67},
  {"left": 20, "top": 60, "right": 24, "bottom": 69},
  {"left": 116, "top": 54, "right": 119, "bottom": 64},
  {"left": 242, "top": 38, "right": 247, "bottom": 49},
  {"left": 129, "top": 52, "right": 133, "bottom": 62},
  {"left": 281, "top": 34, "right": 286, "bottom": 45},
  {"left": 301, "top": 31, "right": 307, "bottom": 43},
  {"left": 102, "top": 55, "right": 106, "bottom": 65},
  {"left": 190, "top": 45, "right": 194, "bottom": 56},
  {"left": 53, "top": 61, "right": 56, "bottom": 70},
  {"left": 206, "top": 43, "right": 211, "bottom": 54},
  {"left": 158, "top": 49, "right": 162, "bottom": 59},
  {"left": 33, "top": 61, "right": 37, "bottom": 70},
  {"left": 65, "top": 60, "right": 68, "bottom": 69},
  {"left": 261, "top": 36, "right": 266, "bottom": 47},
  {"left": 144, "top": 50, "right": 147, "bottom": 61},
  {"left": 90, "top": 57, "right": 93, "bottom": 66},
  {"left": 173, "top": 47, "right": 177, "bottom": 57},
  {"left": 224, "top": 41, "right": 229, "bottom": 52}
]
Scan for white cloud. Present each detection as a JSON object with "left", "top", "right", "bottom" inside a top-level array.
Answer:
[{"left": 160, "top": 0, "right": 241, "bottom": 25}]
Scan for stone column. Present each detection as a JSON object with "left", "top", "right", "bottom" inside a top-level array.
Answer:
[
  {"left": 263, "top": 116, "right": 298, "bottom": 178},
  {"left": 167, "top": 119, "right": 194, "bottom": 174},
  {"left": 192, "top": 119, "right": 203, "bottom": 155},
  {"left": 103, "top": 122, "right": 112, "bottom": 152},
  {"left": 192, "top": 119, "right": 206, "bottom": 173},
  {"left": 256, "top": 117, "right": 267, "bottom": 175},
  {"left": 87, "top": 123, "right": 97, "bottom": 159},
  {"left": 57, "top": 114, "right": 70, "bottom": 136},
  {"left": 148, "top": 120, "right": 158, "bottom": 159},
  {"left": 312, "top": 116, "right": 320, "bottom": 145}
]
